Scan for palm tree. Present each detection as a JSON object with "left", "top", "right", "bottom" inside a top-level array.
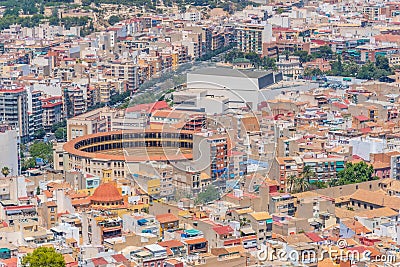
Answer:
[
  {"left": 1, "top": 167, "right": 10, "bottom": 177},
  {"left": 301, "top": 165, "right": 315, "bottom": 183},
  {"left": 328, "top": 178, "right": 338, "bottom": 187},
  {"left": 286, "top": 174, "right": 297, "bottom": 193},
  {"left": 296, "top": 177, "right": 310, "bottom": 193}
]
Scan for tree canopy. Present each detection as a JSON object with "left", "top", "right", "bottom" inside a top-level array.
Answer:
[
  {"left": 22, "top": 247, "right": 65, "bottom": 267},
  {"left": 332, "top": 161, "right": 378, "bottom": 186},
  {"left": 195, "top": 185, "right": 220, "bottom": 205},
  {"left": 29, "top": 141, "right": 53, "bottom": 164},
  {"left": 329, "top": 55, "right": 393, "bottom": 79},
  {"left": 108, "top": 15, "right": 121, "bottom": 25},
  {"left": 224, "top": 50, "right": 277, "bottom": 70},
  {"left": 1, "top": 166, "right": 10, "bottom": 177},
  {"left": 54, "top": 128, "right": 66, "bottom": 140}
]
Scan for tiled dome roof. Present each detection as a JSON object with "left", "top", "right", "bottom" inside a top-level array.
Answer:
[{"left": 90, "top": 182, "right": 123, "bottom": 202}]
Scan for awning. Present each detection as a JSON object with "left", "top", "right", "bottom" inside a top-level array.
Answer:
[
  {"left": 137, "top": 219, "right": 148, "bottom": 225},
  {"left": 241, "top": 228, "right": 256, "bottom": 235},
  {"left": 6, "top": 210, "right": 22, "bottom": 215}
]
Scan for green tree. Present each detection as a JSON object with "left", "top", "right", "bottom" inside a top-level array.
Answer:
[
  {"left": 22, "top": 158, "right": 36, "bottom": 171},
  {"left": 262, "top": 57, "right": 277, "bottom": 70},
  {"left": 301, "top": 165, "right": 315, "bottom": 183},
  {"left": 342, "top": 61, "right": 360, "bottom": 77},
  {"left": 245, "top": 52, "right": 261, "bottom": 67},
  {"left": 335, "top": 161, "right": 378, "bottom": 186},
  {"left": 29, "top": 141, "right": 53, "bottom": 164},
  {"left": 224, "top": 50, "right": 245, "bottom": 63},
  {"left": 304, "top": 67, "right": 323, "bottom": 77},
  {"left": 108, "top": 15, "right": 121, "bottom": 25},
  {"left": 311, "top": 180, "right": 327, "bottom": 190},
  {"left": 195, "top": 185, "right": 220, "bottom": 205},
  {"left": 295, "top": 177, "right": 310, "bottom": 193},
  {"left": 286, "top": 174, "right": 297, "bottom": 193},
  {"left": 276, "top": 7, "right": 284, "bottom": 14},
  {"left": 22, "top": 247, "right": 65, "bottom": 267},
  {"left": 293, "top": 50, "right": 312, "bottom": 63},
  {"left": 1, "top": 166, "right": 10, "bottom": 177},
  {"left": 33, "top": 128, "right": 46, "bottom": 139},
  {"left": 312, "top": 45, "right": 333, "bottom": 59},
  {"left": 375, "top": 55, "right": 390, "bottom": 71},
  {"left": 54, "top": 127, "right": 66, "bottom": 140},
  {"left": 330, "top": 55, "right": 343, "bottom": 75},
  {"left": 51, "top": 120, "right": 66, "bottom": 133}
]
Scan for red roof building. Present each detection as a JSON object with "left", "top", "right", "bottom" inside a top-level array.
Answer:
[
  {"left": 126, "top": 100, "right": 170, "bottom": 114},
  {"left": 89, "top": 182, "right": 124, "bottom": 208},
  {"left": 212, "top": 225, "right": 234, "bottom": 235}
]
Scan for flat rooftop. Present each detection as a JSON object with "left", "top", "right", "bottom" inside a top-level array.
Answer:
[{"left": 189, "top": 67, "right": 274, "bottom": 79}]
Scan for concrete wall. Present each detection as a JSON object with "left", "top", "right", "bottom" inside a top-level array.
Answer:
[
  {"left": 0, "top": 129, "right": 19, "bottom": 177},
  {"left": 312, "top": 179, "right": 382, "bottom": 198}
]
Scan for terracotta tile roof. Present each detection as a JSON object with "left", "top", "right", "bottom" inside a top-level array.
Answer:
[
  {"left": 158, "top": 239, "right": 184, "bottom": 248},
  {"left": 212, "top": 225, "right": 233, "bottom": 235},
  {"left": 350, "top": 189, "right": 400, "bottom": 211},
  {"left": 125, "top": 100, "right": 170, "bottom": 113},
  {"left": 111, "top": 254, "right": 127, "bottom": 263},
  {"left": 335, "top": 207, "right": 355, "bottom": 219},
  {"left": 166, "top": 248, "right": 173, "bottom": 256},
  {"left": 372, "top": 161, "right": 390, "bottom": 169},
  {"left": 0, "top": 257, "right": 17, "bottom": 267},
  {"left": 46, "top": 201, "right": 57, "bottom": 207},
  {"left": 90, "top": 182, "right": 123, "bottom": 203},
  {"left": 67, "top": 191, "right": 88, "bottom": 199},
  {"left": 342, "top": 219, "right": 371, "bottom": 235},
  {"left": 47, "top": 182, "right": 71, "bottom": 190},
  {"left": 152, "top": 110, "right": 186, "bottom": 119},
  {"left": 282, "top": 233, "right": 313, "bottom": 245},
  {"left": 354, "top": 115, "right": 370, "bottom": 122},
  {"left": 156, "top": 213, "right": 179, "bottom": 224},
  {"left": 43, "top": 190, "right": 52, "bottom": 198},
  {"left": 63, "top": 254, "right": 75, "bottom": 264},
  {"left": 355, "top": 207, "right": 398, "bottom": 219},
  {"left": 332, "top": 102, "right": 348, "bottom": 109},
  {"left": 305, "top": 232, "right": 324, "bottom": 242},
  {"left": 249, "top": 211, "right": 272, "bottom": 221},
  {"left": 211, "top": 248, "right": 228, "bottom": 256},
  {"left": 184, "top": 237, "right": 207, "bottom": 245},
  {"left": 375, "top": 34, "right": 400, "bottom": 43},
  {"left": 91, "top": 257, "right": 108, "bottom": 266},
  {"left": 316, "top": 258, "right": 336, "bottom": 267},
  {"left": 241, "top": 116, "right": 260, "bottom": 132},
  {"left": 71, "top": 198, "right": 90, "bottom": 206}
]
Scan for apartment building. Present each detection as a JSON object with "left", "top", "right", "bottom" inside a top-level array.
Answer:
[
  {"left": 0, "top": 124, "right": 19, "bottom": 177},
  {"left": 107, "top": 62, "right": 139, "bottom": 91},
  {"left": 63, "top": 87, "right": 86, "bottom": 118},
  {"left": 236, "top": 24, "right": 272, "bottom": 55},
  {"left": 244, "top": 212, "right": 273, "bottom": 245},
  {"left": 269, "top": 156, "right": 303, "bottom": 190},
  {"left": 276, "top": 55, "right": 303, "bottom": 79},
  {"left": 31, "top": 90, "right": 43, "bottom": 133},
  {"left": 0, "top": 87, "right": 29, "bottom": 142},
  {"left": 302, "top": 155, "right": 345, "bottom": 182},
  {"left": 194, "top": 132, "right": 228, "bottom": 180},
  {"left": 41, "top": 96, "right": 63, "bottom": 131},
  {"left": 67, "top": 107, "right": 147, "bottom": 141}
]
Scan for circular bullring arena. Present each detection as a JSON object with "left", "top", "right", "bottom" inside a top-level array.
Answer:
[{"left": 62, "top": 130, "right": 194, "bottom": 177}]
